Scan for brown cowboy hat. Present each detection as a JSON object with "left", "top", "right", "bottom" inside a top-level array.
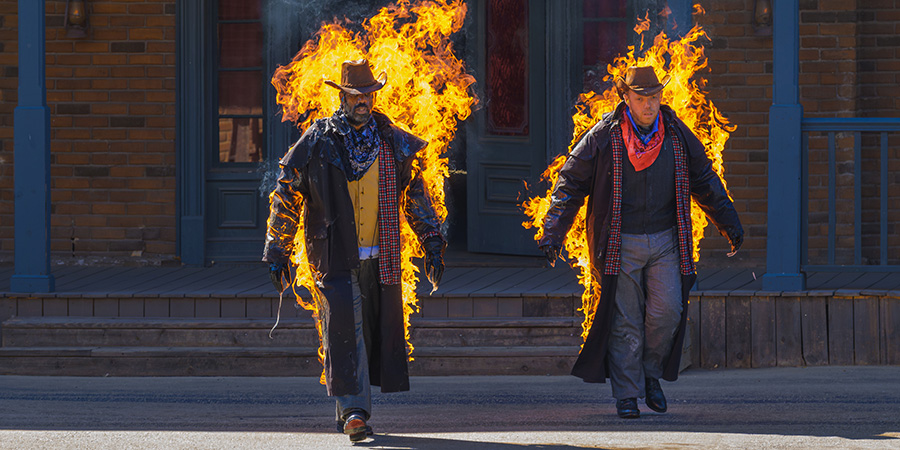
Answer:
[
  {"left": 615, "top": 66, "right": 670, "bottom": 98},
  {"left": 324, "top": 59, "right": 387, "bottom": 95}
]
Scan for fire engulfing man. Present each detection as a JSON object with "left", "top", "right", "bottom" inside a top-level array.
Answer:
[
  {"left": 262, "top": 59, "right": 446, "bottom": 441},
  {"left": 539, "top": 66, "right": 743, "bottom": 419}
]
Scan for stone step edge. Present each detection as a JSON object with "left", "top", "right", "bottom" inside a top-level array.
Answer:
[
  {"left": 2, "top": 316, "right": 582, "bottom": 329},
  {"left": 0, "top": 345, "right": 581, "bottom": 358}
]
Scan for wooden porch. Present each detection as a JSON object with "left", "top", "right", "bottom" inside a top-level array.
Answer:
[{"left": 1, "top": 262, "right": 898, "bottom": 376}]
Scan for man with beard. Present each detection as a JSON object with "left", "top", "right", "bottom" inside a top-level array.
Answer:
[
  {"left": 263, "top": 59, "right": 446, "bottom": 442},
  {"left": 539, "top": 66, "right": 743, "bottom": 419}
]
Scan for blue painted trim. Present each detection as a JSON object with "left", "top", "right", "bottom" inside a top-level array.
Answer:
[
  {"left": 176, "top": 0, "right": 211, "bottom": 266},
  {"left": 853, "top": 132, "right": 861, "bottom": 265},
  {"left": 803, "top": 265, "right": 900, "bottom": 273},
  {"left": 802, "top": 117, "right": 900, "bottom": 131},
  {"left": 880, "top": 132, "right": 888, "bottom": 265},
  {"left": 763, "top": 0, "right": 805, "bottom": 291},
  {"left": 772, "top": 0, "right": 799, "bottom": 104},
  {"left": 11, "top": 0, "right": 54, "bottom": 293},
  {"left": 827, "top": 132, "right": 835, "bottom": 265},
  {"left": 800, "top": 132, "right": 808, "bottom": 266}
]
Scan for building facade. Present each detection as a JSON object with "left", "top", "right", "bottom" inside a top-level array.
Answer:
[{"left": 2, "top": 0, "right": 898, "bottom": 276}]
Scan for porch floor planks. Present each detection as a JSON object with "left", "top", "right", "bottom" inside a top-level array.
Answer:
[
  {"left": 693, "top": 266, "right": 726, "bottom": 290},
  {"left": 3, "top": 265, "right": 900, "bottom": 298},
  {"left": 106, "top": 267, "right": 189, "bottom": 296},
  {"left": 57, "top": 267, "right": 145, "bottom": 294},
  {"left": 840, "top": 272, "right": 894, "bottom": 292},
  {"left": 440, "top": 267, "right": 524, "bottom": 297},
  {"left": 169, "top": 266, "right": 251, "bottom": 297},
  {"left": 468, "top": 268, "right": 550, "bottom": 296},
  {"left": 864, "top": 273, "right": 900, "bottom": 291},
  {"left": 233, "top": 275, "right": 283, "bottom": 297},
  {"left": 414, "top": 267, "right": 477, "bottom": 295},
  {"left": 499, "top": 266, "right": 577, "bottom": 297},
  {"left": 712, "top": 268, "right": 764, "bottom": 292},
  {"left": 431, "top": 267, "right": 504, "bottom": 295},
  {"left": 696, "top": 268, "right": 751, "bottom": 291},
  {"left": 78, "top": 267, "right": 185, "bottom": 297},
  {"left": 129, "top": 267, "right": 215, "bottom": 296},
  {"left": 202, "top": 266, "right": 271, "bottom": 297}
]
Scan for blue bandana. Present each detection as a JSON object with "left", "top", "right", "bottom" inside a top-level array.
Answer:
[
  {"left": 625, "top": 108, "right": 660, "bottom": 145},
  {"left": 333, "top": 111, "right": 382, "bottom": 181}
]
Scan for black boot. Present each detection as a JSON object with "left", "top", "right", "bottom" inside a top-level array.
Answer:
[
  {"left": 616, "top": 398, "right": 640, "bottom": 419},
  {"left": 645, "top": 378, "right": 667, "bottom": 413}
]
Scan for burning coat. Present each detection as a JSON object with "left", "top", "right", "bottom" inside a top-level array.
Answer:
[
  {"left": 263, "top": 111, "right": 443, "bottom": 395},
  {"left": 540, "top": 102, "right": 742, "bottom": 383}
]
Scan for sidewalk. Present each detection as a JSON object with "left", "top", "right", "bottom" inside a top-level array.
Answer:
[{"left": 0, "top": 366, "right": 897, "bottom": 449}]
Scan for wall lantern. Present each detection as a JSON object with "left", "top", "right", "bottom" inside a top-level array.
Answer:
[
  {"left": 65, "top": 0, "right": 89, "bottom": 38},
  {"left": 753, "top": 0, "right": 773, "bottom": 36}
]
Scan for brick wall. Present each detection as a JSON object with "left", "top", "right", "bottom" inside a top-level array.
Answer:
[
  {"left": 0, "top": 0, "right": 895, "bottom": 268},
  {"left": 696, "top": 0, "right": 899, "bottom": 267},
  {"left": 0, "top": 0, "right": 177, "bottom": 265}
]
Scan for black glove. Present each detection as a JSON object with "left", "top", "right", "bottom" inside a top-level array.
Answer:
[
  {"left": 540, "top": 244, "right": 561, "bottom": 267},
  {"left": 423, "top": 236, "right": 446, "bottom": 290},
  {"left": 269, "top": 262, "right": 289, "bottom": 293},
  {"left": 725, "top": 226, "right": 743, "bottom": 256}
]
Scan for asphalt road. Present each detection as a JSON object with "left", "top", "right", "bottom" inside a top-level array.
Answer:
[{"left": 0, "top": 366, "right": 898, "bottom": 449}]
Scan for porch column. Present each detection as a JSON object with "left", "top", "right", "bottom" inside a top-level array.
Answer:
[
  {"left": 762, "top": 0, "right": 805, "bottom": 291},
  {"left": 11, "top": 0, "right": 55, "bottom": 292}
]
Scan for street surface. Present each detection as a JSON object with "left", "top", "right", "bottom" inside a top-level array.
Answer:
[{"left": 0, "top": 366, "right": 897, "bottom": 449}]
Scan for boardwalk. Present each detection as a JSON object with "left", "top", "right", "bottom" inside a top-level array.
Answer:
[{"left": 2, "top": 263, "right": 899, "bottom": 298}]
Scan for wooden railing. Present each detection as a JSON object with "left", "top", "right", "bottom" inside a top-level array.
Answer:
[{"left": 801, "top": 118, "right": 900, "bottom": 272}]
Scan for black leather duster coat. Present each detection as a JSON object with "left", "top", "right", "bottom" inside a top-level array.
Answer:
[
  {"left": 540, "top": 102, "right": 743, "bottom": 384},
  {"left": 262, "top": 111, "right": 443, "bottom": 395}
]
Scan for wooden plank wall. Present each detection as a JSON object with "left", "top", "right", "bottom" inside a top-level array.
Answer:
[{"left": 690, "top": 294, "right": 900, "bottom": 368}]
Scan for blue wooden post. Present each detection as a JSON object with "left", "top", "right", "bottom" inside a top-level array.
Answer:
[
  {"left": 762, "top": 0, "right": 805, "bottom": 291},
  {"left": 176, "top": 0, "right": 209, "bottom": 266},
  {"left": 11, "top": 0, "right": 55, "bottom": 292}
]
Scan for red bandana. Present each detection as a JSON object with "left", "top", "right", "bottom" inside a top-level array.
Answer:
[{"left": 620, "top": 113, "right": 665, "bottom": 171}]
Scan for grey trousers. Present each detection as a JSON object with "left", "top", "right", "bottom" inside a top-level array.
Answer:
[
  {"left": 332, "top": 261, "right": 375, "bottom": 422},
  {"left": 607, "top": 228, "right": 683, "bottom": 400}
]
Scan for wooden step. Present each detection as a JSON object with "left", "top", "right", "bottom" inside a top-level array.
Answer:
[
  {"left": 0, "top": 316, "right": 583, "bottom": 376},
  {"left": 1, "top": 317, "right": 318, "bottom": 347},
  {"left": 2, "top": 317, "right": 582, "bottom": 348},
  {"left": 0, "top": 345, "right": 580, "bottom": 376}
]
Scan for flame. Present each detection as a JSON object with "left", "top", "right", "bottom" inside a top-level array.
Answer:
[
  {"left": 523, "top": 5, "right": 734, "bottom": 343},
  {"left": 634, "top": 11, "right": 651, "bottom": 34},
  {"left": 268, "top": 0, "right": 476, "bottom": 383}
]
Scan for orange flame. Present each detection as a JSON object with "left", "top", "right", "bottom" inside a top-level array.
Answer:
[
  {"left": 523, "top": 5, "right": 734, "bottom": 343},
  {"left": 634, "top": 11, "right": 651, "bottom": 35},
  {"left": 268, "top": 0, "right": 475, "bottom": 383}
]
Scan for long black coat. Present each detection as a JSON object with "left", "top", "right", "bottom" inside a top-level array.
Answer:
[
  {"left": 540, "top": 102, "right": 742, "bottom": 383},
  {"left": 263, "top": 111, "right": 443, "bottom": 395}
]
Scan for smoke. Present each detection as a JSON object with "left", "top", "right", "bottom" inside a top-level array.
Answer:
[
  {"left": 259, "top": 1, "right": 395, "bottom": 197},
  {"left": 265, "top": 0, "right": 392, "bottom": 50}
]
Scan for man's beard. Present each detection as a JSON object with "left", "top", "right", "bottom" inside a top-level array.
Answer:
[{"left": 343, "top": 104, "right": 371, "bottom": 127}]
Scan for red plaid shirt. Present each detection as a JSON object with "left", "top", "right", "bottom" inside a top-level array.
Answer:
[{"left": 377, "top": 139, "right": 402, "bottom": 285}]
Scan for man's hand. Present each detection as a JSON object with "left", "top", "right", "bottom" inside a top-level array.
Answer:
[
  {"left": 540, "top": 244, "right": 561, "bottom": 267},
  {"left": 725, "top": 226, "right": 743, "bottom": 257},
  {"left": 423, "top": 236, "right": 446, "bottom": 290},
  {"left": 269, "top": 262, "right": 289, "bottom": 293}
]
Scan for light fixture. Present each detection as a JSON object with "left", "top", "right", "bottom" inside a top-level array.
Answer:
[
  {"left": 65, "top": 0, "right": 89, "bottom": 39},
  {"left": 753, "top": 0, "right": 773, "bottom": 36}
]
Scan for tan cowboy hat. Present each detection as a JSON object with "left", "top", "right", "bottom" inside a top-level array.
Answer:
[
  {"left": 324, "top": 59, "right": 387, "bottom": 95},
  {"left": 615, "top": 66, "right": 670, "bottom": 98}
]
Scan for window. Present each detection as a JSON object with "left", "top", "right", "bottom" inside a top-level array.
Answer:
[
  {"left": 582, "top": 0, "right": 628, "bottom": 93},
  {"left": 216, "top": 0, "right": 265, "bottom": 163},
  {"left": 485, "top": 0, "right": 529, "bottom": 136}
]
